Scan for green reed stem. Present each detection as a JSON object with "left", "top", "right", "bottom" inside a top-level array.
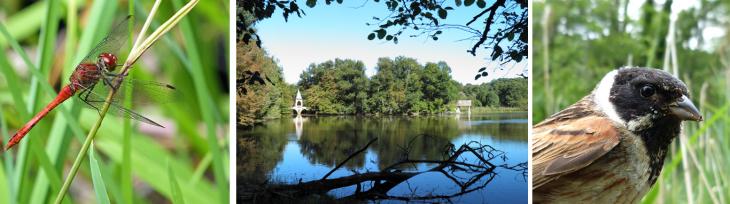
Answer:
[{"left": 54, "top": 85, "right": 116, "bottom": 204}]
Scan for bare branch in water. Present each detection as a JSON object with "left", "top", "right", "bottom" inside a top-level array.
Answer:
[{"left": 239, "top": 136, "right": 527, "bottom": 202}]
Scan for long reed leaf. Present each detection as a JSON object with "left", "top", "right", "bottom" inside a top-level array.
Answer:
[
  {"left": 121, "top": 2, "right": 136, "bottom": 204},
  {"left": 168, "top": 161, "right": 185, "bottom": 204},
  {"left": 0, "top": 2, "right": 45, "bottom": 47},
  {"left": 0, "top": 111, "right": 12, "bottom": 204},
  {"left": 91, "top": 118, "right": 216, "bottom": 203},
  {"left": 171, "top": 0, "right": 227, "bottom": 202},
  {"left": 89, "top": 145, "right": 111, "bottom": 204}
]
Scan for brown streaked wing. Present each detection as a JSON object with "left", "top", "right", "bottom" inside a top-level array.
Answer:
[
  {"left": 535, "top": 95, "right": 596, "bottom": 128},
  {"left": 532, "top": 114, "right": 620, "bottom": 189}
]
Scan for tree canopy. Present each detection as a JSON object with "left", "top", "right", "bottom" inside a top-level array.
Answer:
[
  {"left": 238, "top": 52, "right": 527, "bottom": 125},
  {"left": 236, "top": 0, "right": 528, "bottom": 77}
]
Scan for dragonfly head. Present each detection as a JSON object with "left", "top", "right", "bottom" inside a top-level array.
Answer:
[{"left": 98, "top": 53, "right": 118, "bottom": 71}]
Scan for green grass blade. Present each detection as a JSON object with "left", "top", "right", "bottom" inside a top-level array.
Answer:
[
  {"left": 13, "top": 2, "right": 60, "bottom": 200},
  {"left": 189, "top": 152, "right": 212, "bottom": 185},
  {"left": 121, "top": 66, "right": 134, "bottom": 204},
  {"left": 0, "top": 13, "right": 45, "bottom": 204},
  {"left": 194, "top": 1, "right": 227, "bottom": 30},
  {"left": 0, "top": 14, "right": 86, "bottom": 146},
  {"left": 89, "top": 145, "right": 111, "bottom": 204},
  {"left": 88, "top": 114, "right": 218, "bottom": 204},
  {"left": 31, "top": 0, "right": 78, "bottom": 203},
  {"left": 28, "top": 0, "right": 115, "bottom": 203},
  {"left": 0, "top": 53, "right": 30, "bottom": 120},
  {"left": 168, "top": 161, "right": 185, "bottom": 204},
  {"left": 0, "top": 157, "right": 8, "bottom": 204},
  {"left": 29, "top": 118, "right": 73, "bottom": 204},
  {"left": 63, "top": 0, "right": 78, "bottom": 71},
  {"left": 98, "top": 163, "right": 126, "bottom": 204},
  {"left": 36, "top": 0, "right": 60, "bottom": 77},
  {"left": 26, "top": 0, "right": 65, "bottom": 202},
  {"left": 132, "top": 2, "right": 208, "bottom": 154},
  {"left": 28, "top": 139, "right": 65, "bottom": 204},
  {"left": 0, "top": 110, "right": 12, "bottom": 204},
  {"left": 171, "top": 1, "right": 227, "bottom": 202},
  {"left": 0, "top": 2, "right": 46, "bottom": 47},
  {"left": 122, "top": 2, "right": 136, "bottom": 204}
]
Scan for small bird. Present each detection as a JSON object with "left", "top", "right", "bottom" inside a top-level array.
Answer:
[{"left": 532, "top": 67, "right": 702, "bottom": 203}]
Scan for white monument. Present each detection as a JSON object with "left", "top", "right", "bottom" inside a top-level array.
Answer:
[
  {"left": 455, "top": 100, "right": 472, "bottom": 115},
  {"left": 292, "top": 89, "right": 308, "bottom": 116}
]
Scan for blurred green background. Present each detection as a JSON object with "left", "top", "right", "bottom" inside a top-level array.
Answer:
[
  {"left": 0, "top": 0, "right": 228, "bottom": 203},
  {"left": 534, "top": 0, "right": 729, "bottom": 203}
]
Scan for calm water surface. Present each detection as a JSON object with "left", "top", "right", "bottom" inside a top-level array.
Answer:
[{"left": 238, "top": 113, "right": 527, "bottom": 203}]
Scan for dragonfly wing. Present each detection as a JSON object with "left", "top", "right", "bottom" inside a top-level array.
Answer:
[
  {"left": 129, "top": 79, "right": 178, "bottom": 105},
  {"left": 78, "top": 16, "right": 131, "bottom": 65},
  {"left": 98, "top": 75, "right": 179, "bottom": 105},
  {"left": 76, "top": 87, "right": 164, "bottom": 128},
  {"left": 106, "top": 101, "right": 164, "bottom": 127}
]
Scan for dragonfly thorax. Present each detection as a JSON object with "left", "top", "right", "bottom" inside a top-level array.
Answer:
[{"left": 98, "top": 53, "right": 118, "bottom": 71}]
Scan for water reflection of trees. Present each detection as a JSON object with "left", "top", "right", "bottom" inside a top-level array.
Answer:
[
  {"left": 237, "top": 114, "right": 527, "bottom": 176},
  {"left": 238, "top": 114, "right": 528, "bottom": 202},
  {"left": 240, "top": 139, "right": 527, "bottom": 203},
  {"left": 237, "top": 120, "right": 289, "bottom": 185},
  {"left": 460, "top": 113, "right": 528, "bottom": 140},
  {"left": 298, "top": 116, "right": 376, "bottom": 168},
  {"left": 298, "top": 116, "right": 462, "bottom": 170}
]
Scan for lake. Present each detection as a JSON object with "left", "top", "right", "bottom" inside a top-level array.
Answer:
[{"left": 238, "top": 113, "right": 528, "bottom": 203}]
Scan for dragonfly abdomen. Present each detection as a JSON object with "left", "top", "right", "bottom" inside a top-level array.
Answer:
[{"left": 5, "top": 86, "right": 75, "bottom": 150}]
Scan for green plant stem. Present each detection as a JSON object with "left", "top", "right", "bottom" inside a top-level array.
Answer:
[
  {"left": 54, "top": 89, "right": 117, "bottom": 204},
  {"left": 122, "top": 3, "right": 135, "bottom": 204}
]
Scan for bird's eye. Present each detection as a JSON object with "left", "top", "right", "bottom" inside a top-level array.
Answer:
[{"left": 640, "top": 85, "right": 655, "bottom": 97}]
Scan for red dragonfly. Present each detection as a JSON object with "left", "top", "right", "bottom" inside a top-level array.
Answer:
[{"left": 5, "top": 17, "right": 176, "bottom": 150}]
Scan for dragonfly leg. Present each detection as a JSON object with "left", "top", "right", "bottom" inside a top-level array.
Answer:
[
  {"left": 103, "top": 71, "right": 125, "bottom": 77},
  {"left": 78, "top": 88, "right": 102, "bottom": 113},
  {"left": 100, "top": 75, "right": 114, "bottom": 89},
  {"left": 102, "top": 73, "right": 127, "bottom": 91}
]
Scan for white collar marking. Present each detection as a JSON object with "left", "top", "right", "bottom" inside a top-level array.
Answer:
[{"left": 594, "top": 69, "right": 626, "bottom": 126}]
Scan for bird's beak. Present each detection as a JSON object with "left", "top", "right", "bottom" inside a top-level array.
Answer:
[{"left": 669, "top": 95, "right": 703, "bottom": 121}]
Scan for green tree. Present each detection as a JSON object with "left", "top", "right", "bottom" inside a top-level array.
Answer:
[
  {"left": 420, "top": 62, "right": 459, "bottom": 113},
  {"left": 237, "top": 41, "right": 286, "bottom": 126},
  {"left": 298, "top": 59, "right": 369, "bottom": 114},
  {"left": 491, "top": 78, "right": 527, "bottom": 107}
]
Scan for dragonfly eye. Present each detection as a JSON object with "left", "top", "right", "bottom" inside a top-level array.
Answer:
[{"left": 99, "top": 53, "right": 118, "bottom": 71}]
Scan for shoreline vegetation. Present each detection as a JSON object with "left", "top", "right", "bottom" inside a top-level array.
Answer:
[
  {"left": 238, "top": 42, "right": 527, "bottom": 127},
  {"left": 263, "top": 107, "right": 527, "bottom": 118}
]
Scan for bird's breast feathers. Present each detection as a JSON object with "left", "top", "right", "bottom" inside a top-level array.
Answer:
[{"left": 532, "top": 97, "right": 655, "bottom": 203}]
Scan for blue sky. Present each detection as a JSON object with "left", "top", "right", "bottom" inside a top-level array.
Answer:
[{"left": 256, "top": 1, "right": 528, "bottom": 84}]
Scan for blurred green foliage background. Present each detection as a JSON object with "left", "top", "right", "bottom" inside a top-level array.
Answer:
[
  {"left": 533, "top": 0, "right": 729, "bottom": 203},
  {"left": 0, "top": 0, "right": 229, "bottom": 203}
]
